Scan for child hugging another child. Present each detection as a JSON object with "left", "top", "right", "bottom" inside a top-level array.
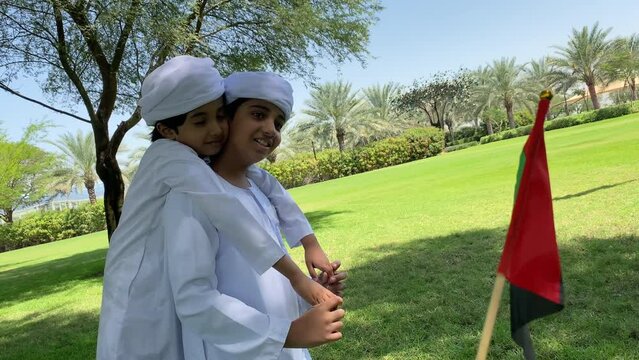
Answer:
[{"left": 98, "top": 57, "right": 345, "bottom": 360}]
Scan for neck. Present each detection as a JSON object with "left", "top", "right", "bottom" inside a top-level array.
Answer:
[{"left": 212, "top": 151, "right": 251, "bottom": 188}]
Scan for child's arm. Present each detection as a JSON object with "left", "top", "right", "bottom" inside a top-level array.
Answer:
[
  {"left": 247, "top": 165, "right": 334, "bottom": 280},
  {"left": 164, "top": 191, "right": 343, "bottom": 354},
  {"left": 151, "top": 140, "right": 333, "bottom": 303}
]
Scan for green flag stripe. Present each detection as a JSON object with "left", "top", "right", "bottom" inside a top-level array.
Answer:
[{"left": 514, "top": 151, "right": 526, "bottom": 201}]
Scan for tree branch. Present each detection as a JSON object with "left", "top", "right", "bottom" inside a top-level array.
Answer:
[
  {"left": 0, "top": 82, "right": 91, "bottom": 123},
  {"left": 112, "top": 0, "right": 141, "bottom": 71},
  {"left": 52, "top": 1, "right": 97, "bottom": 122},
  {"left": 111, "top": 107, "right": 142, "bottom": 156}
]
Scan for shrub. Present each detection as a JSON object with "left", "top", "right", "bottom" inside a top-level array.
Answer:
[
  {"left": 261, "top": 127, "right": 444, "bottom": 188},
  {"left": 445, "top": 141, "right": 479, "bottom": 152},
  {"left": 0, "top": 202, "right": 106, "bottom": 252},
  {"left": 480, "top": 101, "right": 639, "bottom": 144}
]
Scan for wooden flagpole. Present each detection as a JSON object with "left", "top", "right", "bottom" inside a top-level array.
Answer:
[{"left": 475, "top": 273, "right": 506, "bottom": 360}]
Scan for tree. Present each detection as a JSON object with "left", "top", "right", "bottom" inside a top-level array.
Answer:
[
  {"left": 356, "top": 82, "right": 415, "bottom": 145},
  {"left": 0, "top": 124, "right": 58, "bottom": 223},
  {"left": 49, "top": 130, "right": 99, "bottom": 204},
  {"left": 482, "top": 57, "right": 532, "bottom": 129},
  {"left": 549, "top": 69, "right": 580, "bottom": 116},
  {"left": 552, "top": 23, "right": 612, "bottom": 109},
  {"left": 302, "top": 81, "right": 367, "bottom": 152},
  {"left": 0, "top": 0, "right": 381, "bottom": 237},
  {"left": 603, "top": 34, "right": 639, "bottom": 101},
  {"left": 393, "top": 69, "right": 475, "bottom": 142}
]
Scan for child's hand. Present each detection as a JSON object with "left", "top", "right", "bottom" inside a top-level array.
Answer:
[
  {"left": 300, "top": 234, "right": 334, "bottom": 280},
  {"left": 317, "top": 260, "right": 347, "bottom": 297},
  {"left": 291, "top": 275, "right": 340, "bottom": 305},
  {"left": 285, "top": 296, "right": 344, "bottom": 348}
]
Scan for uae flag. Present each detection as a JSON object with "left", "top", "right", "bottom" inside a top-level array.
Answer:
[{"left": 497, "top": 90, "right": 564, "bottom": 360}]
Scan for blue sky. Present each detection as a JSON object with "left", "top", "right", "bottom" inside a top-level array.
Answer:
[{"left": 2, "top": 0, "right": 638, "bottom": 152}]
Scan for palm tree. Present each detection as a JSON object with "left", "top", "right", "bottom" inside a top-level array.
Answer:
[
  {"left": 483, "top": 57, "right": 532, "bottom": 129},
  {"left": 552, "top": 23, "right": 612, "bottom": 109},
  {"left": 49, "top": 130, "right": 99, "bottom": 204},
  {"left": 550, "top": 69, "right": 580, "bottom": 116},
  {"left": 357, "top": 82, "right": 418, "bottom": 145},
  {"left": 468, "top": 66, "right": 495, "bottom": 133},
  {"left": 525, "top": 57, "right": 557, "bottom": 93},
  {"left": 604, "top": 34, "right": 639, "bottom": 101},
  {"left": 362, "top": 82, "right": 401, "bottom": 123},
  {"left": 302, "top": 81, "right": 366, "bottom": 152}
]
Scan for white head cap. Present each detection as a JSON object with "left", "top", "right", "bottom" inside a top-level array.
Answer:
[
  {"left": 224, "top": 72, "right": 294, "bottom": 120},
  {"left": 138, "top": 55, "right": 225, "bottom": 125}
]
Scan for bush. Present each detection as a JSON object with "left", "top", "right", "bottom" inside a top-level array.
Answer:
[
  {"left": 445, "top": 141, "right": 479, "bottom": 152},
  {"left": 262, "top": 127, "right": 444, "bottom": 188},
  {"left": 480, "top": 101, "right": 639, "bottom": 144},
  {"left": 445, "top": 126, "right": 487, "bottom": 146},
  {"left": 0, "top": 202, "right": 106, "bottom": 252}
]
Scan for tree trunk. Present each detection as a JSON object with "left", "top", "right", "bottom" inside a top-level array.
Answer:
[
  {"left": 85, "top": 179, "right": 97, "bottom": 204},
  {"left": 485, "top": 119, "right": 494, "bottom": 135},
  {"left": 311, "top": 140, "right": 317, "bottom": 160},
  {"left": 336, "top": 129, "right": 345, "bottom": 152},
  {"left": 587, "top": 82, "right": 601, "bottom": 109},
  {"left": 630, "top": 79, "right": 637, "bottom": 101},
  {"left": 583, "top": 96, "right": 589, "bottom": 111},
  {"left": 96, "top": 148, "right": 125, "bottom": 239},
  {"left": 563, "top": 93, "right": 569, "bottom": 115},
  {"left": 506, "top": 102, "right": 516, "bottom": 129},
  {"left": 447, "top": 120, "right": 455, "bottom": 144},
  {"left": 2, "top": 208, "right": 13, "bottom": 224}
]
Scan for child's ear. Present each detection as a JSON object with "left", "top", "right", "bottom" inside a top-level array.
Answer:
[{"left": 156, "top": 123, "right": 177, "bottom": 140}]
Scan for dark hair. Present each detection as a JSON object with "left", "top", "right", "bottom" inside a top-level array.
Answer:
[
  {"left": 150, "top": 113, "right": 188, "bottom": 142},
  {"left": 224, "top": 98, "right": 250, "bottom": 121}
]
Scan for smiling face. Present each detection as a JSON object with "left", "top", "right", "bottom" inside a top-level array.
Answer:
[
  {"left": 157, "top": 98, "right": 228, "bottom": 156},
  {"left": 223, "top": 99, "right": 286, "bottom": 166}
]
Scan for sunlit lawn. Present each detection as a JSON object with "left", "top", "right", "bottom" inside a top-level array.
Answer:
[{"left": 1, "top": 114, "right": 638, "bottom": 359}]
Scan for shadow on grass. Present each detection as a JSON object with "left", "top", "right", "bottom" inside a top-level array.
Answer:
[
  {"left": 554, "top": 179, "right": 637, "bottom": 201},
  {"left": 1, "top": 228, "right": 637, "bottom": 359},
  {"left": 312, "top": 230, "right": 639, "bottom": 360},
  {"left": 0, "top": 310, "right": 98, "bottom": 360},
  {"left": 304, "top": 210, "right": 349, "bottom": 231},
  {"left": 0, "top": 249, "right": 106, "bottom": 307}
]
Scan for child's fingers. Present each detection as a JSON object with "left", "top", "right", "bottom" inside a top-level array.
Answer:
[
  {"left": 315, "top": 262, "right": 334, "bottom": 279},
  {"left": 306, "top": 262, "right": 318, "bottom": 279},
  {"left": 326, "top": 332, "right": 343, "bottom": 342}
]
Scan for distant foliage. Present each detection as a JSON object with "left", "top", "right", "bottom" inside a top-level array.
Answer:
[
  {"left": 0, "top": 202, "right": 106, "bottom": 252},
  {"left": 480, "top": 101, "right": 639, "bottom": 144},
  {"left": 262, "top": 127, "right": 444, "bottom": 188}
]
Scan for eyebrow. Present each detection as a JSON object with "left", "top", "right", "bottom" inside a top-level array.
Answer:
[
  {"left": 250, "top": 105, "right": 285, "bottom": 121},
  {"left": 249, "top": 105, "right": 271, "bottom": 112},
  {"left": 189, "top": 112, "right": 207, "bottom": 118}
]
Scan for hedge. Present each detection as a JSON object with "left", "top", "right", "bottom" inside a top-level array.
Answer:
[
  {"left": 262, "top": 127, "right": 444, "bottom": 189},
  {"left": 479, "top": 101, "right": 639, "bottom": 144},
  {"left": 0, "top": 202, "right": 106, "bottom": 252},
  {"left": 444, "top": 141, "right": 479, "bottom": 153}
]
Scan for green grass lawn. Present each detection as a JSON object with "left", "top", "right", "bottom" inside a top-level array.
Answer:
[{"left": 1, "top": 115, "right": 638, "bottom": 359}]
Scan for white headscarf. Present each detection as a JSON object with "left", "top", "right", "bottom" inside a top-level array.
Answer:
[
  {"left": 139, "top": 55, "right": 225, "bottom": 125},
  {"left": 224, "top": 72, "right": 294, "bottom": 120}
]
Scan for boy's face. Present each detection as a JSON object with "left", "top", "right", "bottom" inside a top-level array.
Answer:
[
  {"left": 162, "top": 98, "right": 228, "bottom": 156},
  {"left": 225, "top": 99, "right": 285, "bottom": 165}
]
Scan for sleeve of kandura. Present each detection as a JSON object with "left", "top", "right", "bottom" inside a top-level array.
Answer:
[
  {"left": 247, "top": 165, "right": 313, "bottom": 248},
  {"left": 164, "top": 191, "right": 291, "bottom": 359},
  {"left": 159, "top": 159, "right": 285, "bottom": 275}
]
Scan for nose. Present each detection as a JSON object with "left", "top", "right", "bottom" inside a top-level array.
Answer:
[
  {"left": 206, "top": 119, "right": 224, "bottom": 138},
  {"left": 261, "top": 116, "right": 277, "bottom": 135}
]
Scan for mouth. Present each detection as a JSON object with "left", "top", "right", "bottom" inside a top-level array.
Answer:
[{"left": 254, "top": 137, "right": 273, "bottom": 148}]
